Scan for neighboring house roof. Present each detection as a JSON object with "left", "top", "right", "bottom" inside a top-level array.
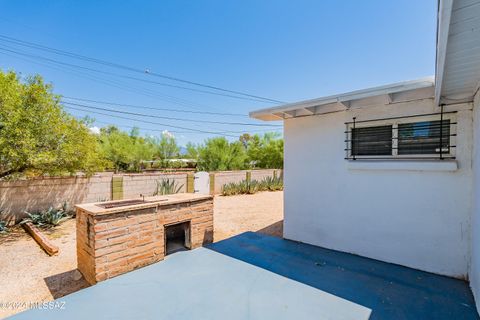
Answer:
[
  {"left": 435, "top": 0, "right": 480, "bottom": 105},
  {"left": 250, "top": 77, "right": 434, "bottom": 121}
]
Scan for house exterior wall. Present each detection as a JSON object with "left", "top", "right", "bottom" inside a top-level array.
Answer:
[
  {"left": 283, "top": 98, "right": 473, "bottom": 278},
  {"left": 471, "top": 90, "right": 480, "bottom": 309}
]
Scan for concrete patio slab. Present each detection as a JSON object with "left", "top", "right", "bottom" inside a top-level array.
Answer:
[
  {"left": 9, "top": 232, "right": 479, "bottom": 319},
  {"left": 209, "top": 232, "right": 480, "bottom": 319},
  {"left": 9, "top": 236, "right": 370, "bottom": 320}
]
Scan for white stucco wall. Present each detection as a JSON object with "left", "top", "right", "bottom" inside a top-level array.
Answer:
[
  {"left": 471, "top": 90, "right": 480, "bottom": 309},
  {"left": 283, "top": 98, "right": 473, "bottom": 278}
]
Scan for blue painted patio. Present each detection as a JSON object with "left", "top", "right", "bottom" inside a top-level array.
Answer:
[{"left": 10, "top": 232, "right": 479, "bottom": 319}]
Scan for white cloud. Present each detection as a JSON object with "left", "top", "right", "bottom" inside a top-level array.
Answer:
[
  {"left": 89, "top": 126, "right": 101, "bottom": 135},
  {"left": 162, "top": 130, "right": 174, "bottom": 138}
]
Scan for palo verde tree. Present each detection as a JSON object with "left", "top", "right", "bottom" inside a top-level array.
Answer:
[
  {"left": 0, "top": 71, "right": 104, "bottom": 178},
  {"left": 97, "top": 126, "right": 155, "bottom": 172},
  {"left": 151, "top": 130, "right": 179, "bottom": 167},
  {"left": 245, "top": 132, "right": 284, "bottom": 169},
  {"left": 196, "top": 137, "right": 247, "bottom": 171}
]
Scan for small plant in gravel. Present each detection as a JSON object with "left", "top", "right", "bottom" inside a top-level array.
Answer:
[
  {"left": 0, "top": 220, "right": 8, "bottom": 233},
  {"left": 259, "top": 176, "right": 283, "bottom": 191},
  {"left": 0, "top": 210, "right": 8, "bottom": 233},
  {"left": 154, "top": 178, "right": 184, "bottom": 195},
  {"left": 23, "top": 203, "right": 73, "bottom": 228},
  {"left": 221, "top": 176, "right": 283, "bottom": 196}
]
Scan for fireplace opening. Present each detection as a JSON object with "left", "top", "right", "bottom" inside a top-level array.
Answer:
[{"left": 165, "top": 221, "right": 191, "bottom": 255}]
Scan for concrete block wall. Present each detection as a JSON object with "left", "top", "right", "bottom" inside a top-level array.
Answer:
[
  {"left": 251, "top": 169, "right": 283, "bottom": 182},
  {"left": 122, "top": 173, "right": 187, "bottom": 199},
  {"left": 213, "top": 169, "right": 281, "bottom": 194},
  {"left": 0, "top": 170, "right": 281, "bottom": 222},
  {"left": 213, "top": 170, "right": 249, "bottom": 194},
  {"left": 0, "top": 174, "right": 113, "bottom": 223}
]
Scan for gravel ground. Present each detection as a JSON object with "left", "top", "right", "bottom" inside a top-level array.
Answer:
[{"left": 0, "top": 191, "right": 283, "bottom": 319}]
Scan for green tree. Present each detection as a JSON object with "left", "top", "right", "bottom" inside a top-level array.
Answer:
[
  {"left": 151, "top": 131, "right": 179, "bottom": 168},
  {"left": 0, "top": 71, "right": 104, "bottom": 178},
  {"left": 98, "top": 126, "right": 133, "bottom": 172},
  {"left": 239, "top": 133, "right": 252, "bottom": 149},
  {"left": 98, "top": 126, "right": 155, "bottom": 172},
  {"left": 246, "top": 132, "right": 284, "bottom": 169},
  {"left": 129, "top": 128, "right": 155, "bottom": 171},
  {"left": 185, "top": 142, "right": 199, "bottom": 160},
  {"left": 197, "top": 137, "right": 247, "bottom": 171}
]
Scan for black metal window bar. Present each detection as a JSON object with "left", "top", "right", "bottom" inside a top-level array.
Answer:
[{"left": 345, "top": 109, "right": 457, "bottom": 160}]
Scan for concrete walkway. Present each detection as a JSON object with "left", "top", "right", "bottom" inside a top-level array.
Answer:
[{"left": 10, "top": 232, "right": 479, "bottom": 319}]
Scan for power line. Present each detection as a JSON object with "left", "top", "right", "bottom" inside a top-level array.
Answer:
[
  {"left": 91, "top": 120, "right": 281, "bottom": 135},
  {"left": 62, "top": 96, "right": 248, "bottom": 117},
  {"left": 0, "top": 34, "right": 286, "bottom": 104},
  {"left": 62, "top": 101, "right": 282, "bottom": 127},
  {"left": 0, "top": 45, "right": 221, "bottom": 112},
  {"left": 0, "top": 49, "right": 282, "bottom": 135},
  {"left": 0, "top": 42, "right": 270, "bottom": 104},
  {"left": 65, "top": 105, "right": 240, "bottom": 137}
]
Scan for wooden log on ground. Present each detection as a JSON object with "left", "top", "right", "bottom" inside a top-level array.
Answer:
[{"left": 23, "top": 222, "right": 59, "bottom": 256}]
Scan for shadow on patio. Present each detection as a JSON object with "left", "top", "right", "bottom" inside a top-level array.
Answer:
[{"left": 207, "top": 231, "right": 479, "bottom": 320}]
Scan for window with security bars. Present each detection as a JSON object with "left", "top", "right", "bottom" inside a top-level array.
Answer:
[
  {"left": 397, "top": 120, "right": 450, "bottom": 155},
  {"left": 346, "top": 114, "right": 455, "bottom": 160},
  {"left": 351, "top": 125, "right": 392, "bottom": 156}
]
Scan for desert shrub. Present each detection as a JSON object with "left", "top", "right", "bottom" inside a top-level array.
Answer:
[
  {"left": 23, "top": 203, "right": 72, "bottom": 228},
  {"left": 222, "top": 180, "right": 258, "bottom": 196},
  {"left": 260, "top": 176, "right": 283, "bottom": 191},
  {"left": 221, "top": 176, "right": 283, "bottom": 196},
  {"left": 154, "top": 178, "right": 184, "bottom": 195}
]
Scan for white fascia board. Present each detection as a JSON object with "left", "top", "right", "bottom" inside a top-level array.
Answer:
[
  {"left": 435, "top": 0, "right": 454, "bottom": 106},
  {"left": 250, "top": 77, "right": 434, "bottom": 121}
]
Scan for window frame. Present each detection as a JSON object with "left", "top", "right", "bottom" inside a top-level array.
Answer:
[{"left": 346, "top": 114, "right": 456, "bottom": 160}]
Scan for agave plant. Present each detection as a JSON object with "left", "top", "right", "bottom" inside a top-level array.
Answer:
[
  {"left": 154, "top": 178, "right": 184, "bottom": 195},
  {"left": 221, "top": 175, "right": 283, "bottom": 196},
  {"left": 221, "top": 182, "right": 237, "bottom": 196},
  {"left": 0, "top": 220, "right": 8, "bottom": 233},
  {"left": 261, "top": 176, "right": 284, "bottom": 191},
  {"left": 23, "top": 206, "right": 72, "bottom": 228}
]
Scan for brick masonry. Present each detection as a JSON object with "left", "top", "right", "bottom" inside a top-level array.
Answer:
[{"left": 76, "top": 196, "right": 213, "bottom": 284}]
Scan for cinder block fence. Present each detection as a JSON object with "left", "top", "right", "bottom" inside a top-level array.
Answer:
[{"left": 0, "top": 169, "right": 281, "bottom": 223}]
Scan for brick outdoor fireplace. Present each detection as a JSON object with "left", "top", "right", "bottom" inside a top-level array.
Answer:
[{"left": 75, "top": 193, "right": 213, "bottom": 284}]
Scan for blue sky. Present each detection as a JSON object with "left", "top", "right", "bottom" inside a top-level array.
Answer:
[{"left": 0, "top": 0, "right": 436, "bottom": 145}]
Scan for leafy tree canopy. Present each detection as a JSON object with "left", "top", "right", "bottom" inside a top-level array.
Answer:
[
  {"left": 0, "top": 71, "right": 104, "bottom": 178},
  {"left": 196, "top": 137, "right": 247, "bottom": 171},
  {"left": 151, "top": 131, "right": 179, "bottom": 166},
  {"left": 0, "top": 70, "right": 283, "bottom": 177},
  {"left": 184, "top": 132, "right": 283, "bottom": 172},
  {"left": 246, "top": 132, "right": 283, "bottom": 169}
]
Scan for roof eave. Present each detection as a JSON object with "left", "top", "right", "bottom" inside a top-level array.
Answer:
[
  {"left": 250, "top": 77, "right": 435, "bottom": 121},
  {"left": 434, "top": 0, "right": 454, "bottom": 106}
]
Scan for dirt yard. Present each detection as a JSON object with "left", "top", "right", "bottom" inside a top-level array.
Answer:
[{"left": 0, "top": 191, "right": 283, "bottom": 319}]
